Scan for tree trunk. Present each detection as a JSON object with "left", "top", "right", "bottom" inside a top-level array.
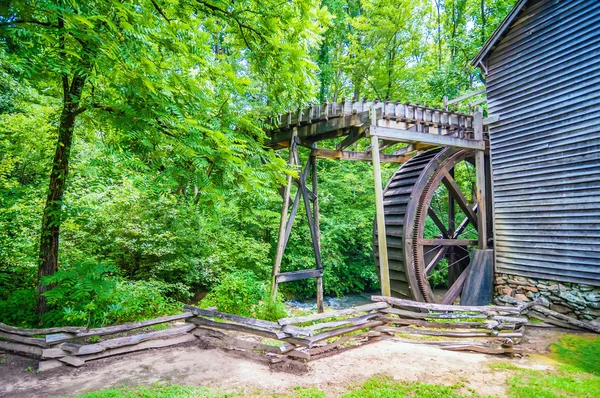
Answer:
[{"left": 37, "top": 74, "right": 87, "bottom": 320}]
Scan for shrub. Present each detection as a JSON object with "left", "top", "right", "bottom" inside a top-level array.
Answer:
[{"left": 200, "top": 269, "right": 287, "bottom": 321}]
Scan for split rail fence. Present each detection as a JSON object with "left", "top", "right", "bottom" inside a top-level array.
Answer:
[{"left": 1, "top": 296, "right": 598, "bottom": 372}]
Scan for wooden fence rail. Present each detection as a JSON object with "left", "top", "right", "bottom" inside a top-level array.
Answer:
[{"left": 2, "top": 296, "right": 593, "bottom": 372}]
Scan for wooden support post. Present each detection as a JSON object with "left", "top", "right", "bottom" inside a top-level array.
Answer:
[
  {"left": 272, "top": 129, "right": 298, "bottom": 299},
  {"left": 311, "top": 143, "right": 324, "bottom": 313},
  {"left": 473, "top": 108, "right": 487, "bottom": 249},
  {"left": 370, "top": 107, "right": 391, "bottom": 297}
]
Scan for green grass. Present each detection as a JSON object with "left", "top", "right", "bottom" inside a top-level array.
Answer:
[
  {"left": 340, "top": 375, "right": 473, "bottom": 398},
  {"left": 490, "top": 334, "right": 600, "bottom": 398},
  {"left": 75, "top": 384, "right": 230, "bottom": 398}
]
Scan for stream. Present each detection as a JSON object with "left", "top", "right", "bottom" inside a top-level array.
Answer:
[{"left": 285, "top": 291, "right": 377, "bottom": 312}]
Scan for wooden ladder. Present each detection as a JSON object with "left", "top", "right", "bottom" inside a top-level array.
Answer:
[{"left": 271, "top": 128, "right": 324, "bottom": 313}]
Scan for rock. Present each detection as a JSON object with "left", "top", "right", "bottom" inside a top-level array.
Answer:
[
  {"left": 550, "top": 304, "right": 573, "bottom": 314},
  {"left": 537, "top": 296, "right": 551, "bottom": 308},
  {"left": 515, "top": 276, "right": 528, "bottom": 282},
  {"left": 502, "top": 287, "right": 513, "bottom": 296},
  {"left": 495, "top": 286, "right": 504, "bottom": 295},
  {"left": 514, "top": 294, "right": 530, "bottom": 302},
  {"left": 581, "top": 308, "right": 600, "bottom": 317},
  {"left": 559, "top": 292, "right": 587, "bottom": 306},
  {"left": 582, "top": 315, "right": 593, "bottom": 321},
  {"left": 548, "top": 284, "right": 559, "bottom": 291},
  {"left": 537, "top": 284, "right": 548, "bottom": 290},
  {"left": 525, "top": 291, "right": 536, "bottom": 299},
  {"left": 586, "top": 292, "right": 600, "bottom": 302},
  {"left": 507, "top": 279, "right": 528, "bottom": 286},
  {"left": 39, "top": 360, "right": 65, "bottom": 372},
  {"left": 524, "top": 286, "right": 538, "bottom": 292},
  {"left": 540, "top": 291, "right": 551, "bottom": 296},
  {"left": 528, "top": 279, "right": 538, "bottom": 285},
  {"left": 495, "top": 277, "right": 505, "bottom": 285},
  {"left": 559, "top": 284, "right": 568, "bottom": 292},
  {"left": 590, "top": 302, "right": 600, "bottom": 309}
]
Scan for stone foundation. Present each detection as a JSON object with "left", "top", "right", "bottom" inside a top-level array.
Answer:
[{"left": 494, "top": 273, "right": 600, "bottom": 321}]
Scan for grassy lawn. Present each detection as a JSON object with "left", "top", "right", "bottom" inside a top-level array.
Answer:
[
  {"left": 75, "top": 334, "right": 600, "bottom": 398},
  {"left": 490, "top": 334, "right": 600, "bottom": 398}
]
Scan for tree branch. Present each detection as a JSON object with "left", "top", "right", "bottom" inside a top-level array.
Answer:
[
  {"left": 150, "top": 0, "right": 172, "bottom": 23},
  {"left": 0, "top": 19, "right": 57, "bottom": 28}
]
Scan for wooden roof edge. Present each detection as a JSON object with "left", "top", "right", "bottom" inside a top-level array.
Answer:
[{"left": 471, "top": 0, "right": 529, "bottom": 71}]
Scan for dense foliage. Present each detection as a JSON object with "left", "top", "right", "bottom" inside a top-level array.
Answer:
[{"left": 0, "top": 0, "right": 513, "bottom": 326}]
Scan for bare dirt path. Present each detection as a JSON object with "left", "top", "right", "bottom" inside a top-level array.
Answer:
[{"left": 1, "top": 330, "right": 563, "bottom": 398}]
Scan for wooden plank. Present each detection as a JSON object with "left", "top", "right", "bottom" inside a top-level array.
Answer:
[
  {"left": 278, "top": 302, "right": 388, "bottom": 326},
  {"left": 376, "top": 326, "right": 490, "bottom": 338},
  {"left": 311, "top": 143, "right": 324, "bottom": 314},
  {"left": 441, "top": 169, "right": 478, "bottom": 228},
  {"left": 306, "top": 313, "right": 381, "bottom": 333},
  {"left": 276, "top": 269, "right": 323, "bottom": 283},
  {"left": 40, "top": 347, "right": 68, "bottom": 359},
  {"left": 268, "top": 111, "right": 374, "bottom": 146},
  {"left": 380, "top": 307, "right": 487, "bottom": 320},
  {"left": 446, "top": 88, "right": 486, "bottom": 106},
  {"left": 0, "top": 330, "right": 47, "bottom": 347},
  {"left": 184, "top": 304, "right": 312, "bottom": 337},
  {"left": 530, "top": 305, "right": 600, "bottom": 333},
  {"left": 0, "top": 322, "right": 85, "bottom": 337},
  {"left": 372, "top": 107, "right": 391, "bottom": 297},
  {"left": 381, "top": 317, "right": 499, "bottom": 330},
  {"left": 371, "top": 296, "right": 522, "bottom": 314},
  {"left": 58, "top": 355, "right": 85, "bottom": 367},
  {"left": 368, "top": 125, "right": 485, "bottom": 151},
  {"left": 473, "top": 109, "right": 487, "bottom": 249},
  {"left": 308, "top": 320, "right": 383, "bottom": 344},
  {"left": 287, "top": 349, "right": 311, "bottom": 360},
  {"left": 308, "top": 331, "right": 381, "bottom": 357},
  {"left": 336, "top": 125, "right": 366, "bottom": 151},
  {"left": 188, "top": 317, "right": 311, "bottom": 347},
  {"left": 38, "top": 359, "right": 65, "bottom": 372},
  {"left": 65, "top": 324, "right": 196, "bottom": 355},
  {"left": 271, "top": 130, "right": 297, "bottom": 298},
  {"left": 78, "top": 334, "right": 197, "bottom": 363},
  {"left": 418, "top": 239, "right": 477, "bottom": 246},
  {"left": 311, "top": 148, "right": 408, "bottom": 163},
  {"left": 0, "top": 340, "right": 42, "bottom": 357},
  {"left": 44, "top": 312, "right": 193, "bottom": 344}
]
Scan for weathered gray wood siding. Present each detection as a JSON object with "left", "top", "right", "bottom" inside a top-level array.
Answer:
[{"left": 486, "top": 0, "right": 600, "bottom": 286}]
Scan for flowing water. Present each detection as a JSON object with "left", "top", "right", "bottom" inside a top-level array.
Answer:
[{"left": 285, "top": 291, "right": 377, "bottom": 312}]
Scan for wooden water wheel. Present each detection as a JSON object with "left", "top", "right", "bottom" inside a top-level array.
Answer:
[{"left": 374, "top": 147, "right": 480, "bottom": 304}]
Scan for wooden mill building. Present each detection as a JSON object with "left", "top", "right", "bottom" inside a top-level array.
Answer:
[{"left": 472, "top": 0, "right": 600, "bottom": 315}]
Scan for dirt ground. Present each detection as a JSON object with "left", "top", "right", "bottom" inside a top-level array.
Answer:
[{"left": 0, "top": 327, "right": 577, "bottom": 398}]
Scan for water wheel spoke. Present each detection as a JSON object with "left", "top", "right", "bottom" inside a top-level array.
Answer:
[
  {"left": 419, "top": 238, "right": 477, "bottom": 246},
  {"left": 425, "top": 246, "right": 448, "bottom": 275},
  {"left": 441, "top": 259, "right": 472, "bottom": 305},
  {"left": 441, "top": 169, "right": 478, "bottom": 229},
  {"left": 427, "top": 208, "right": 449, "bottom": 237}
]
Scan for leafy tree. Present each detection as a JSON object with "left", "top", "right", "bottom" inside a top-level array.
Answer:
[{"left": 1, "top": 0, "right": 326, "bottom": 319}]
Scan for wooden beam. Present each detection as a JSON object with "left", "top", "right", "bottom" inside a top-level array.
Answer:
[
  {"left": 371, "top": 296, "right": 522, "bottom": 314},
  {"left": 418, "top": 239, "right": 477, "bottom": 246},
  {"left": 368, "top": 125, "right": 485, "bottom": 151},
  {"left": 311, "top": 143, "right": 324, "bottom": 314},
  {"left": 371, "top": 107, "right": 391, "bottom": 298},
  {"left": 473, "top": 108, "right": 487, "bottom": 249},
  {"left": 276, "top": 269, "right": 323, "bottom": 283},
  {"left": 440, "top": 169, "right": 478, "bottom": 228},
  {"left": 272, "top": 130, "right": 297, "bottom": 299},
  {"left": 336, "top": 125, "right": 366, "bottom": 151},
  {"left": 268, "top": 110, "right": 376, "bottom": 146},
  {"left": 311, "top": 148, "right": 409, "bottom": 163},
  {"left": 446, "top": 88, "right": 486, "bottom": 106},
  {"left": 278, "top": 302, "right": 388, "bottom": 326}
]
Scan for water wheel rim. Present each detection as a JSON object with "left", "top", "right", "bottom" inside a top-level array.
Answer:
[{"left": 409, "top": 148, "right": 477, "bottom": 303}]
